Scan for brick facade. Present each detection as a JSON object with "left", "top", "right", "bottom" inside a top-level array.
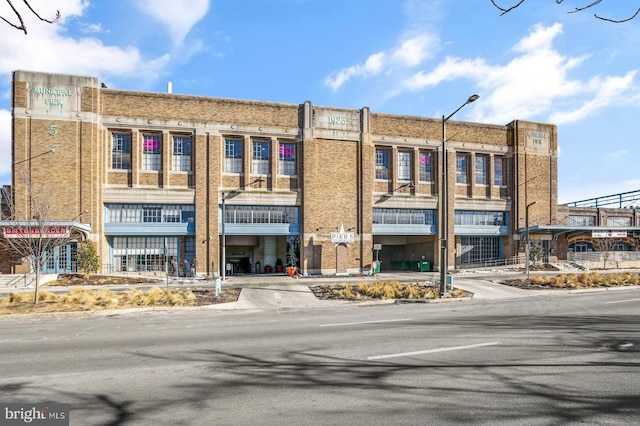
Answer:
[{"left": 4, "top": 70, "right": 574, "bottom": 276}]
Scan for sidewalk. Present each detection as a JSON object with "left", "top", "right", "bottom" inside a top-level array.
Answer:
[{"left": 3, "top": 270, "right": 638, "bottom": 311}]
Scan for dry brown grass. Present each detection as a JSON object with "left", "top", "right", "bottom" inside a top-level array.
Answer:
[
  {"left": 315, "top": 281, "right": 468, "bottom": 301},
  {"left": 0, "top": 286, "right": 238, "bottom": 315},
  {"left": 514, "top": 271, "right": 640, "bottom": 290}
]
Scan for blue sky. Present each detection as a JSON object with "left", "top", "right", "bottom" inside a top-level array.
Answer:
[{"left": 1, "top": 0, "right": 639, "bottom": 204}]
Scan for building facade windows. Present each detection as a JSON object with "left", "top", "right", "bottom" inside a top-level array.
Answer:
[
  {"left": 419, "top": 151, "right": 432, "bottom": 182},
  {"left": 373, "top": 208, "right": 435, "bottom": 225},
  {"left": 460, "top": 236, "right": 500, "bottom": 264},
  {"left": 112, "top": 236, "right": 177, "bottom": 273},
  {"left": 607, "top": 216, "right": 631, "bottom": 227},
  {"left": 475, "top": 154, "right": 488, "bottom": 185},
  {"left": 253, "top": 140, "right": 270, "bottom": 176},
  {"left": 223, "top": 205, "right": 299, "bottom": 225},
  {"left": 494, "top": 156, "right": 505, "bottom": 186},
  {"left": 398, "top": 150, "right": 411, "bottom": 181},
  {"left": 456, "top": 154, "right": 468, "bottom": 184},
  {"left": 225, "top": 138, "right": 243, "bottom": 174},
  {"left": 106, "top": 204, "right": 195, "bottom": 223},
  {"left": 278, "top": 142, "right": 296, "bottom": 176},
  {"left": 568, "top": 215, "right": 596, "bottom": 226},
  {"left": 172, "top": 135, "right": 192, "bottom": 172},
  {"left": 142, "top": 134, "right": 162, "bottom": 171},
  {"left": 455, "top": 210, "right": 506, "bottom": 226},
  {"left": 111, "top": 133, "right": 131, "bottom": 170},
  {"left": 375, "top": 148, "right": 390, "bottom": 180}
]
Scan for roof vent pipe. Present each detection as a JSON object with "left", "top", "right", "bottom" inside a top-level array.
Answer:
[{"left": 167, "top": 82, "right": 173, "bottom": 93}]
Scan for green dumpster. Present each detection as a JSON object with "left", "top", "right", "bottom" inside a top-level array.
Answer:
[{"left": 418, "top": 261, "right": 430, "bottom": 272}]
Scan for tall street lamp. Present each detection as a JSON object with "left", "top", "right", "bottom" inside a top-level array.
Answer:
[
  {"left": 525, "top": 200, "right": 538, "bottom": 279},
  {"left": 440, "top": 94, "right": 480, "bottom": 297}
]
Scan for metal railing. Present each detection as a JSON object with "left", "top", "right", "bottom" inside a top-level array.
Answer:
[
  {"left": 2, "top": 272, "right": 36, "bottom": 288},
  {"left": 458, "top": 255, "right": 527, "bottom": 270},
  {"left": 568, "top": 251, "right": 640, "bottom": 263}
]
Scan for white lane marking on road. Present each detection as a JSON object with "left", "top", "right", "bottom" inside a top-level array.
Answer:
[
  {"left": 605, "top": 298, "right": 640, "bottom": 304},
  {"left": 319, "top": 319, "right": 412, "bottom": 327},
  {"left": 367, "top": 341, "right": 501, "bottom": 360}
]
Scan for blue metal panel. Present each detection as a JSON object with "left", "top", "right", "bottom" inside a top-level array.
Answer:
[
  {"left": 104, "top": 222, "right": 191, "bottom": 236},
  {"left": 455, "top": 225, "right": 508, "bottom": 236},
  {"left": 224, "top": 223, "right": 300, "bottom": 235},
  {"left": 372, "top": 224, "right": 437, "bottom": 235}
]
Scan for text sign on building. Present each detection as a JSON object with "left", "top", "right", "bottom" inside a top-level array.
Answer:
[
  {"left": 330, "top": 224, "right": 355, "bottom": 244},
  {"left": 315, "top": 109, "right": 360, "bottom": 132},
  {"left": 28, "top": 83, "right": 79, "bottom": 116},
  {"left": 3, "top": 226, "right": 70, "bottom": 239},
  {"left": 526, "top": 129, "right": 549, "bottom": 152},
  {"left": 592, "top": 231, "right": 627, "bottom": 238}
]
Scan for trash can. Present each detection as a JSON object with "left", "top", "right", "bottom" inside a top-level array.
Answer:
[
  {"left": 373, "top": 261, "right": 381, "bottom": 273},
  {"left": 418, "top": 261, "right": 430, "bottom": 272}
]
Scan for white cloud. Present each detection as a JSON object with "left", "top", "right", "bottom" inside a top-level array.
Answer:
[
  {"left": 135, "top": 0, "right": 210, "bottom": 46},
  {"left": 401, "top": 23, "right": 638, "bottom": 125},
  {"left": 324, "top": 34, "right": 436, "bottom": 91},
  {"left": 0, "top": 0, "right": 184, "bottom": 184},
  {"left": 324, "top": 52, "right": 386, "bottom": 91},
  {"left": 549, "top": 71, "right": 637, "bottom": 123},
  {"left": 392, "top": 35, "right": 436, "bottom": 67}
]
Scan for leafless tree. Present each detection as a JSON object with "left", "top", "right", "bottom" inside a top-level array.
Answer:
[
  {"left": 1, "top": 0, "right": 60, "bottom": 34},
  {"left": 0, "top": 171, "right": 76, "bottom": 304},
  {"left": 591, "top": 237, "right": 621, "bottom": 269},
  {"left": 490, "top": 1, "right": 640, "bottom": 23}
]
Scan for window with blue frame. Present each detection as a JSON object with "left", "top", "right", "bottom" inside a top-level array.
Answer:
[
  {"left": 376, "top": 148, "right": 390, "bottom": 180},
  {"left": 225, "top": 138, "right": 243, "bottom": 173},
  {"left": 143, "top": 134, "right": 162, "bottom": 171},
  {"left": 279, "top": 142, "right": 296, "bottom": 176},
  {"left": 455, "top": 210, "right": 506, "bottom": 226},
  {"left": 253, "top": 140, "right": 270, "bottom": 175},
  {"left": 419, "top": 151, "right": 432, "bottom": 182},
  {"left": 111, "top": 133, "right": 131, "bottom": 170},
  {"left": 223, "top": 206, "right": 299, "bottom": 225},
  {"left": 106, "top": 204, "right": 195, "bottom": 223},
  {"left": 373, "top": 208, "right": 435, "bottom": 225},
  {"left": 173, "top": 135, "right": 192, "bottom": 171}
]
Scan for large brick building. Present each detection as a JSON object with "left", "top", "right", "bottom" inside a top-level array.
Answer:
[{"left": 7, "top": 69, "right": 631, "bottom": 277}]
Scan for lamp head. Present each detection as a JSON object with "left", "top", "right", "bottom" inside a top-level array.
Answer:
[{"left": 467, "top": 94, "right": 480, "bottom": 104}]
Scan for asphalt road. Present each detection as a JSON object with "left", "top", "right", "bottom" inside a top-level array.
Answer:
[{"left": 1, "top": 288, "right": 639, "bottom": 425}]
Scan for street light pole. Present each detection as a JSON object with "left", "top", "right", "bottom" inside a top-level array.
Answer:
[
  {"left": 440, "top": 94, "right": 480, "bottom": 297},
  {"left": 525, "top": 200, "right": 538, "bottom": 279},
  {"left": 221, "top": 192, "right": 227, "bottom": 283}
]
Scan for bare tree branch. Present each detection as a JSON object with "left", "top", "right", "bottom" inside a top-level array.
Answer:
[
  {"left": 0, "top": 170, "right": 78, "bottom": 304},
  {"left": 490, "top": 0, "right": 526, "bottom": 16},
  {"left": 1, "top": 0, "right": 60, "bottom": 34},
  {"left": 491, "top": 0, "right": 639, "bottom": 23},
  {"left": 595, "top": 7, "right": 640, "bottom": 23}
]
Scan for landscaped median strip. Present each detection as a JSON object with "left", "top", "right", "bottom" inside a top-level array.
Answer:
[{"left": 367, "top": 341, "right": 501, "bottom": 360}]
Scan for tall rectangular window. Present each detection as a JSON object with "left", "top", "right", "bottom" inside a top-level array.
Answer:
[
  {"left": 142, "top": 134, "right": 162, "bottom": 171},
  {"left": 253, "top": 140, "right": 270, "bottom": 175},
  {"left": 225, "top": 138, "right": 243, "bottom": 173},
  {"left": 376, "top": 149, "right": 389, "bottom": 180},
  {"left": 494, "top": 156, "right": 505, "bottom": 186},
  {"left": 111, "top": 133, "right": 131, "bottom": 170},
  {"left": 279, "top": 142, "right": 296, "bottom": 176},
  {"left": 456, "top": 154, "right": 468, "bottom": 184},
  {"left": 419, "top": 151, "right": 432, "bottom": 182},
  {"left": 475, "top": 154, "right": 488, "bottom": 185},
  {"left": 398, "top": 151, "right": 411, "bottom": 181},
  {"left": 172, "top": 136, "right": 191, "bottom": 171}
]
